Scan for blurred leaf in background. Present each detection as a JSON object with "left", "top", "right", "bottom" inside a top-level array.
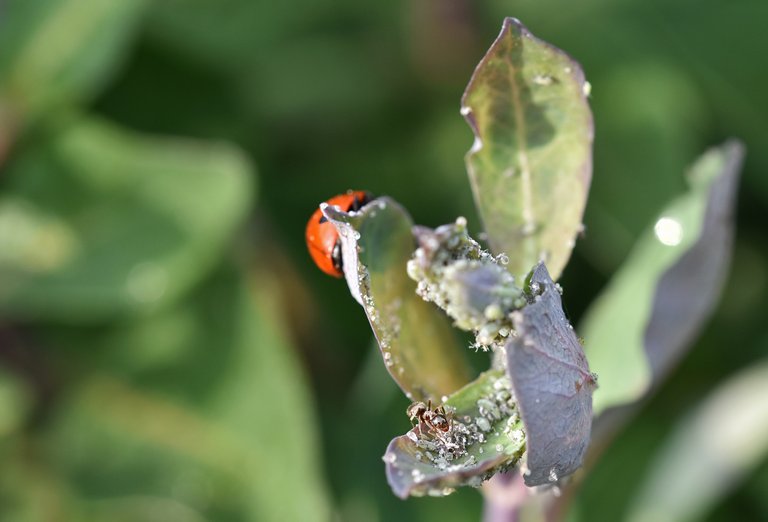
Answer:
[
  {"left": 0, "top": 266, "right": 331, "bottom": 521},
  {"left": 584, "top": 141, "right": 743, "bottom": 416},
  {"left": 626, "top": 358, "right": 768, "bottom": 522},
  {"left": 0, "top": 115, "right": 252, "bottom": 321},
  {"left": 0, "top": 0, "right": 147, "bottom": 140}
]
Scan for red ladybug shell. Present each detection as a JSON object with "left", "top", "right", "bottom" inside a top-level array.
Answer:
[{"left": 306, "top": 191, "right": 372, "bottom": 277}]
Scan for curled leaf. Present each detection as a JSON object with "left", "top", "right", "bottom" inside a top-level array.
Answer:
[
  {"left": 462, "top": 17, "right": 593, "bottom": 281},
  {"left": 383, "top": 370, "right": 525, "bottom": 499},
  {"left": 583, "top": 141, "right": 744, "bottom": 415},
  {"left": 507, "top": 263, "right": 595, "bottom": 486},
  {"left": 407, "top": 218, "right": 524, "bottom": 351},
  {"left": 322, "top": 197, "right": 470, "bottom": 401}
]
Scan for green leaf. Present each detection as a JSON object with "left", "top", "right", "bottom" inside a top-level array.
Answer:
[
  {"left": 383, "top": 370, "right": 525, "bottom": 498},
  {"left": 322, "top": 198, "right": 471, "bottom": 401},
  {"left": 0, "top": 0, "right": 146, "bottom": 127},
  {"left": 626, "top": 358, "right": 768, "bottom": 522},
  {"left": 462, "top": 17, "right": 593, "bottom": 281},
  {"left": 2, "top": 266, "right": 332, "bottom": 522},
  {"left": 582, "top": 141, "right": 744, "bottom": 415},
  {"left": 0, "top": 115, "right": 254, "bottom": 322}
]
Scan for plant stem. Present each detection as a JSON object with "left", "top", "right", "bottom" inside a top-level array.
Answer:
[{"left": 482, "top": 471, "right": 529, "bottom": 522}]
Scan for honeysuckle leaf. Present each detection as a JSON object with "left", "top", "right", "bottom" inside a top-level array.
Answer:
[
  {"left": 322, "top": 197, "right": 471, "bottom": 401},
  {"left": 462, "top": 17, "right": 593, "bottom": 281},
  {"left": 383, "top": 370, "right": 525, "bottom": 499},
  {"left": 507, "top": 262, "right": 595, "bottom": 486},
  {"left": 583, "top": 141, "right": 744, "bottom": 415}
]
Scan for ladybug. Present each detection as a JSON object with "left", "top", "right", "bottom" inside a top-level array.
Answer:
[{"left": 306, "top": 190, "right": 372, "bottom": 277}]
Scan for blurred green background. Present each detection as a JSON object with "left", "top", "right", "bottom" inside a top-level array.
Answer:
[{"left": 1, "top": 0, "right": 767, "bottom": 521}]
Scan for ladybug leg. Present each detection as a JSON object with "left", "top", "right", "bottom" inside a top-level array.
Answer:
[
  {"left": 331, "top": 241, "right": 343, "bottom": 273},
  {"left": 350, "top": 192, "right": 372, "bottom": 212}
]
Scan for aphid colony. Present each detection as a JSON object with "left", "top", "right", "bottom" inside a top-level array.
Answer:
[{"left": 402, "top": 376, "right": 523, "bottom": 475}]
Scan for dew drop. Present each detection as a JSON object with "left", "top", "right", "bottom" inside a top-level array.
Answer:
[
  {"left": 532, "top": 74, "right": 554, "bottom": 86},
  {"left": 549, "top": 467, "right": 558, "bottom": 482},
  {"left": 654, "top": 217, "right": 683, "bottom": 246}
]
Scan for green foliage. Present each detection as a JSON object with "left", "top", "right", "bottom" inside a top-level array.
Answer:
[{"left": 462, "top": 18, "right": 592, "bottom": 281}]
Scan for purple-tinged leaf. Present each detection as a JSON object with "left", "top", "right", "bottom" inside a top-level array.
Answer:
[
  {"left": 507, "top": 263, "right": 595, "bottom": 486},
  {"left": 645, "top": 143, "right": 744, "bottom": 378},
  {"left": 583, "top": 141, "right": 745, "bottom": 415},
  {"left": 462, "top": 18, "right": 593, "bottom": 281},
  {"left": 383, "top": 370, "right": 525, "bottom": 499},
  {"left": 322, "top": 198, "right": 471, "bottom": 401}
]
